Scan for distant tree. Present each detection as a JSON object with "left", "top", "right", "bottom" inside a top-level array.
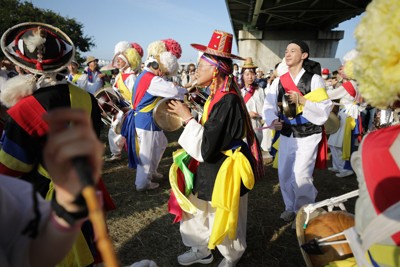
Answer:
[{"left": 0, "top": 0, "right": 95, "bottom": 62}]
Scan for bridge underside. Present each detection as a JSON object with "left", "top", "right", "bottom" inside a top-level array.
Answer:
[{"left": 226, "top": 0, "right": 372, "bottom": 71}]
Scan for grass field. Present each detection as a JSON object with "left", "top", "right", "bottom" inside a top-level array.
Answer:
[{"left": 100, "top": 129, "right": 359, "bottom": 267}]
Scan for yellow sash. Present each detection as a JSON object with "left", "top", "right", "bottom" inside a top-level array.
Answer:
[
  {"left": 296, "top": 87, "right": 329, "bottom": 115},
  {"left": 117, "top": 74, "right": 132, "bottom": 103},
  {"left": 137, "top": 97, "right": 161, "bottom": 113},
  {"left": 132, "top": 97, "right": 162, "bottom": 156},
  {"left": 208, "top": 147, "right": 254, "bottom": 249},
  {"left": 72, "top": 73, "right": 82, "bottom": 84},
  {"left": 342, "top": 117, "right": 356, "bottom": 160}
]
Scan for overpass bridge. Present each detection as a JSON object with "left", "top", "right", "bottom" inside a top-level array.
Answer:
[{"left": 226, "top": 0, "right": 372, "bottom": 72}]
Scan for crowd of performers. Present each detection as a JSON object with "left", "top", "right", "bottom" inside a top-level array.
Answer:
[{"left": 0, "top": 1, "right": 399, "bottom": 265}]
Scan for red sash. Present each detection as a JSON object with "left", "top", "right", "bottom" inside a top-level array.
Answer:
[
  {"left": 206, "top": 89, "right": 237, "bottom": 120},
  {"left": 280, "top": 72, "right": 327, "bottom": 169},
  {"left": 132, "top": 71, "right": 155, "bottom": 109},
  {"left": 342, "top": 81, "right": 356, "bottom": 98},
  {"left": 361, "top": 125, "right": 400, "bottom": 244},
  {"left": 280, "top": 72, "right": 303, "bottom": 96},
  {"left": 243, "top": 87, "right": 255, "bottom": 104}
]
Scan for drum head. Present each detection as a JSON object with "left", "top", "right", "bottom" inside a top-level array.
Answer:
[
  {"left": 153, "top": 98, "right": 183, "bottom": 132},
  {"left": 324, "top": 112, "right": 340, "bottom": 135},
  {"left": 296, "top": 208, "right": 355, "bottom": 267}
]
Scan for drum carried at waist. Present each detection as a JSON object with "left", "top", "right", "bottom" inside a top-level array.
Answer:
[{"left": 94, "top": 87, "right": 130, "bottom": 132}]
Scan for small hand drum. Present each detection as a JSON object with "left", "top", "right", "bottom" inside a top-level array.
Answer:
[
  {"left": 153, "top": 98, "right": 183, "bottom": 132},
  {"left": 324, "top": 112, "right": 340, "bottom": 135}
]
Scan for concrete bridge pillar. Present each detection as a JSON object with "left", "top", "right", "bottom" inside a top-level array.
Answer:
[{"left": 237, "top": 29, "right": 344, "bottom": 74}]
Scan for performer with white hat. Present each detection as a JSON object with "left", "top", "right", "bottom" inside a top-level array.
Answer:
[
  {"left": 104, "top": 41, "right": 142, "bottom": 162},
  {"left": 121, "top": 38, "right": 187, "bottom": 191},
  {"left": 327, "top": 50, "right": 362, "bottom": 178}
]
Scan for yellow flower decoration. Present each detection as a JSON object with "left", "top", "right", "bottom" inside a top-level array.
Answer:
[
  {"left": 353, "top": 0, "right": 400, "bottom": 109},
  {"left": 343, "top": 60, "right": 355, "bottom": 80}
]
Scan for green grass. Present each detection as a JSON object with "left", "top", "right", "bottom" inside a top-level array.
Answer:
[{"left": 100, "top": 129, "right": 358, "bottom": 266}]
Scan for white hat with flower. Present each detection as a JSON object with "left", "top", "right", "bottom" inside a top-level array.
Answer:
[{"left": 146, "top": 39, "right": 182, "bottom": 77}]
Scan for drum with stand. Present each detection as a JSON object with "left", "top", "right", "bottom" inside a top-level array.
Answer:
[{"left": 296, "top": 190, "right": 359, "bottom": 267}]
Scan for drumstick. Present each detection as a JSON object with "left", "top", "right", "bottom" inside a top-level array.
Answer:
[{"left": 73, "top": 157, "right": 119, "bottom": 267}]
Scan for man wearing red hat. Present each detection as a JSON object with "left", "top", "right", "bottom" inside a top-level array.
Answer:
[
  {"left": 168, "top": 30, "right": 263, "bottom": 267},
  {"left": 264, "top": 40, "right": 332, "bottom": 223}
]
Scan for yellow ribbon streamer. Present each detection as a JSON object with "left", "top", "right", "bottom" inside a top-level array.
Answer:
[
  {"left": 342, "top": 117, "right": 356, "bottom": 160},
  {"left": 208, "top": 148, "right": 254, "bottom": 249},
  {"left": 168, "top": 149, "right": 197, "bottom": 214}
]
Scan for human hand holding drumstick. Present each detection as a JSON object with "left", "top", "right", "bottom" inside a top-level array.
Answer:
[
  {"left": 167, "top": 99, "right": 194, "bottom": 125},
  {"left": 42, "top": 108, "right": 119, "bottom": 267}
]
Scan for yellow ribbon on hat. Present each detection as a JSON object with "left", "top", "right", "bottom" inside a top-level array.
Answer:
[{"left": 208, "top": 147, "right": 254, "bottom": 249}]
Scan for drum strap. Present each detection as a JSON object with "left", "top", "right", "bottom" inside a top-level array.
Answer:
[{"left": 136, "top": 97, "right": 161, "bottom": 113}]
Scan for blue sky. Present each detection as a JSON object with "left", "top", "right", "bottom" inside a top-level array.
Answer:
[{"left": 29, "top": 0, "right": 361, "bottom": 63}]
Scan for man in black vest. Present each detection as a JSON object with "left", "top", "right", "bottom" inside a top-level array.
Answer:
[{"left": 263, "top": 40, "right": 332, "bottom": 223}]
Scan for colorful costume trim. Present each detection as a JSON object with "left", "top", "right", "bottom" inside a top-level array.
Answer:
[{"left": 168, "top": 149, "right": 198, "bottom": 222}]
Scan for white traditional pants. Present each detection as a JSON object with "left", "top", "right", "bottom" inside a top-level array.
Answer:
[
  {"left": 108, "top": 127, "right": 125, "bottom": 155},
  {"left": 278, "top": 133, "right": 320, "bottom": 212},
  {"left": 180, "top": 193, "right": 248, "bottom": 265},
  {"left": 261, "top": 127, "right": 274, "bottom": 152},
  {"left": 135, "top": 128, "right": 167, "bottom": 188},
  {"left": 329, "top": 145, "right": 346, "bottom": 172}
]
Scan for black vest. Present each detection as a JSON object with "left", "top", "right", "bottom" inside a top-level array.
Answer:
[{"left": 278, "top": 71, "right": 322, "bottom": 138}]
